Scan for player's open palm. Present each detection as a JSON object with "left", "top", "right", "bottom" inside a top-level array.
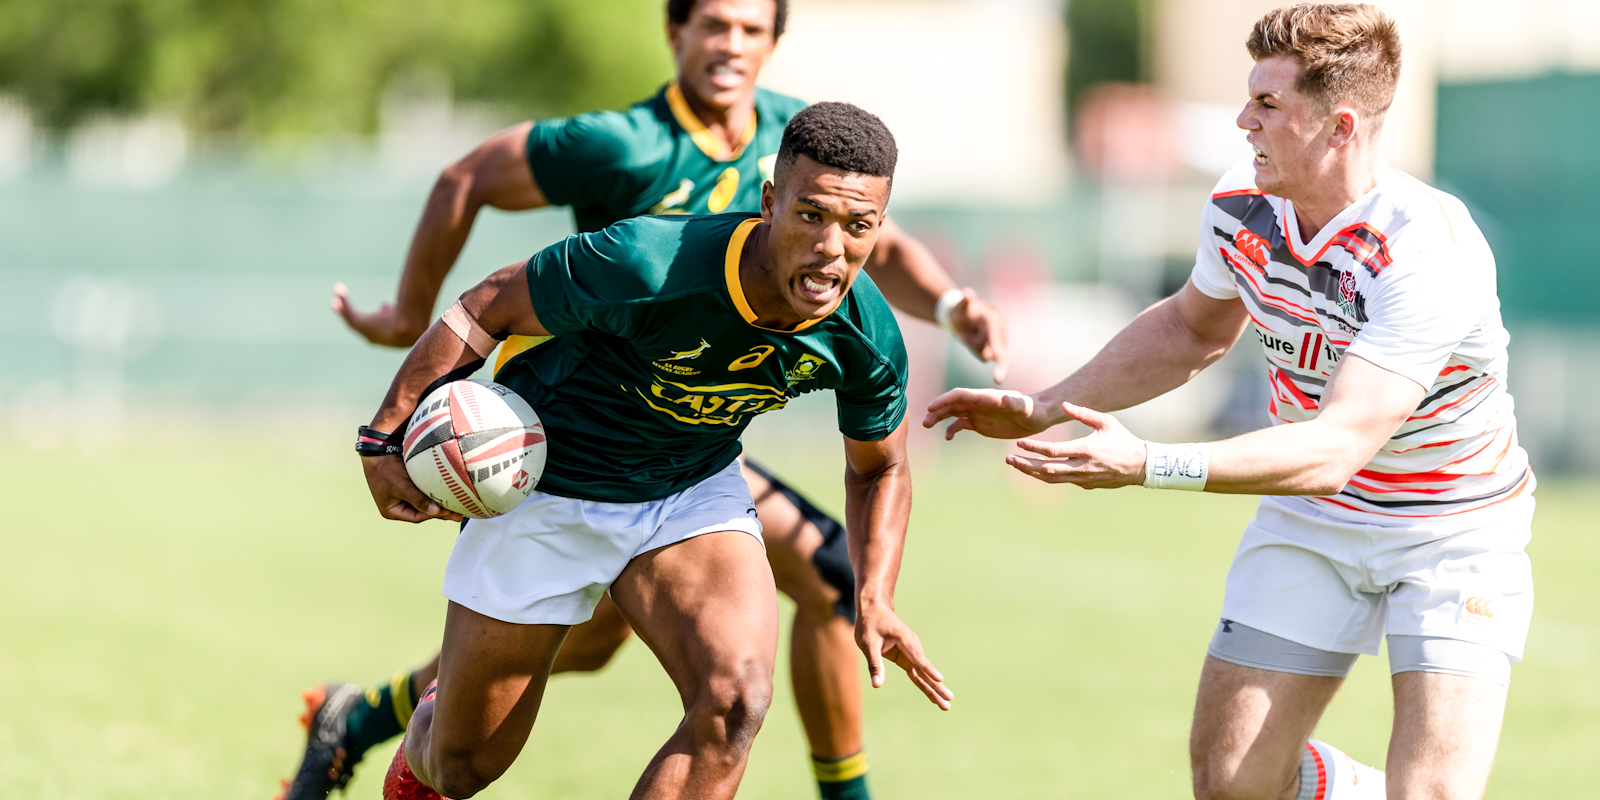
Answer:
[
  {"left": 856, "top": 604, "right": 952, "bottom": 710},
  {"left": 333, "top": 283, "right": 413, "bottom": 348},
  {"left": 360, "top": 454, "right": 464, "bottom": 523},
  {"left": 1006, "top": 402, "right": 1146, "bottom": 489},
  {"left": 923, "top": 388, "right": 1049, "bottom": 441}
]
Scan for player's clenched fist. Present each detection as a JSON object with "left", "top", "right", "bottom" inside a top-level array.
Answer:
[
  {"left": 945, "top": 289, "right": 1012, "bottom": 384},
  {"left": 360, "top": 454, "right": 464, "bottom": 523},
  {"left": 922, "top": 388, "right": 1053, "bottom": 441},
  {"left": 855, "top": 601, "right": 952, "bottom": 710}
]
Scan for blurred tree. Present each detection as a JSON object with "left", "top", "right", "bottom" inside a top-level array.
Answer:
[
  {"left": 1065, "top": 0, "right": 1147, "bottom": 118},
  {"left": 0, "top": 0, "right": 674, "bottom": 135}
]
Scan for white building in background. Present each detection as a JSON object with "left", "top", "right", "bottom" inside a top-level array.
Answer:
[
  {"left": 1154, "top": 0, "right": 1438, "bottom": 179},
  {"left": 1153, "top": 0, "right": 1600, "bottom": 180},
  {"left": 66, "top": 114, "right": 189, "bottom": 188},
  {"left": 761, "top": 0, "right": 1070, "bottom": 206}
]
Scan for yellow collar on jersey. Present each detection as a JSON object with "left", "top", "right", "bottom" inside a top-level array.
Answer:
[
  {"left": 724, "top": 217, "right": 827, "bottom": 333},
  {"left": 667, "top": 81, "right": 758, "bottom": 162}
]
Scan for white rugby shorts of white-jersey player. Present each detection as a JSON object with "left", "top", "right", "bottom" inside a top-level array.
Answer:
[
  {"left": 442, "top": 458, "right": 763, "bottom": 626},
  {"left": 1221, "top": 494, "right": 1534, "bottom": 661}
]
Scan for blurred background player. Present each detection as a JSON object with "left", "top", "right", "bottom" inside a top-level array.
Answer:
[
  {"left": 926, "top": 5, "right": 1532, "bottom": 800},
  {"left": 362, "top": 102, "right": 949, "bottom": 800},
  {"left": 285, "top": 1, "right": 1009, "bottom": 799}
]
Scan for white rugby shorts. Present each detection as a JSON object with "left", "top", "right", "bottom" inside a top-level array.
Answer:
[
  {"left": 442, "top": 458, "right": 763, "bottom": 625},
  {"left": 1220, "top": 494, "right": 1535, "bottom": 660}
]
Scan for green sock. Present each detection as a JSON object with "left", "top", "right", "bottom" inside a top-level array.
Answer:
[
  {"left": 344, "top": 670, "right": 419, "bottom": 755},
  {"left": 813, "top": 751, "right": 871, "bottom": 800}
]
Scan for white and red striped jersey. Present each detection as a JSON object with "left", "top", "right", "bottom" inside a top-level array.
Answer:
[{"left": 1191, "top": 161, "right": 1532, "bottom": 524}]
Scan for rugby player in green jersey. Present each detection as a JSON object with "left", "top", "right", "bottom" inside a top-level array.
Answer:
[
  {"left": 286, "top": 1, "right": 1006, "bottom": 799},
  {"left": 361, "top": 102, "right": 948, "bottom": 800}
]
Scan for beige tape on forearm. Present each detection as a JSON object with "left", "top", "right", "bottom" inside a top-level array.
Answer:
[{"left": 442, "top": 300, "right": 497, "bottom": 358}]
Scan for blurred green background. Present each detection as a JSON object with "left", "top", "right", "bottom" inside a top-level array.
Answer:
[
  {"left": 0, "top": 0, "right": 670, "bottom": 134},
  {"left": 2, "top": 0, "right": 1598, "bottom": 797}
]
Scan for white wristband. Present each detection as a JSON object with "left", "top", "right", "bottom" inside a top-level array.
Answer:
[
  {"left": 933, "top": 288, "right": 964, "bottom": 333},
  {"left": 1143, "top": 441, "right": 1210, "bottom": 491}
]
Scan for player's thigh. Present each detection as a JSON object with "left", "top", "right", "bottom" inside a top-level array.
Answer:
[
  {"left": 610, "top": 530, "right": 780, "bottom": 706},
  {"left": 1387, "top": 670, "right": 1507, "bottom": 799},
  {"left": 1379, "top": 498, "right": 1536, "bottom": 664},
  {"left": 741, "top": 462, "right": 840, "bottom": 615},
  {"left": 1190, "top": 656, "right": 1343, "bottom": 798},
  {"left": 430, "top": 602, "right": 569, "bottom": 776}
]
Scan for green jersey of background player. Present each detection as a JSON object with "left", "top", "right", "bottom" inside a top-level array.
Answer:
[
  {"left": 286, "top": 2, "right": 1009, "bottom": 799},
  {"left": 367, "top": 101, "right": 951, "bottom": 800}
]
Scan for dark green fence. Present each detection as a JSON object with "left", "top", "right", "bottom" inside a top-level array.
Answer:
[{"left": 1436, "top": 73, "right": 1600, "bottom": 325}]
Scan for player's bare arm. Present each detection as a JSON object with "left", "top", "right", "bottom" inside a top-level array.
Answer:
[
  {"left": 926, "top": 275, "right": 1429, "bottom": 495},
  {"left": 1002, "top": 353, "right": 1425, "bottom": 494},
  {"left": 360, "top": 263, "right": 548, "bottom": 523},
  {"left": 923, "top": 280, "right": 1246, "bottom": 438},
  {"left": 841, "top": 419, "right": 951, "bottom": 710},
  {"left": 334, "top": 124, "right": 549, "bottom": 347},
  {"left": 866, "top": 220, "right": 1011, "bottom": 383}
]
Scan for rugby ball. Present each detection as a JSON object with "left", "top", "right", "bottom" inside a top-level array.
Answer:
[{"left": 402, "top": 379, "right": 547, "bottom": 518}]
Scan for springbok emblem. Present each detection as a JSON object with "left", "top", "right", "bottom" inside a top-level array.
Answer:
[{"left": 663, "top": 339, "right": 712, "bottom": 361}]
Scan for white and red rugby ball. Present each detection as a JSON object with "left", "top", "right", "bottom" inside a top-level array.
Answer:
[{"left": 403, "top": 379, "right": 547, "bottom": 519}]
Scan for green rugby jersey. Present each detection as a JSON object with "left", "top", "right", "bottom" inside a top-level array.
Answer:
[
  {"left": 496, "top": 213, "right": 909, "bottom": 503},
  {"left": 525, "top": 82, "right": 808, "bottom": 233},
  {"left": 497, "top": 82, "right": 808, "bottom": 375}
]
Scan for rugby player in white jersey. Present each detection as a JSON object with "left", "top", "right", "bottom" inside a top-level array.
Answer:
[{"left": 926, "top": 5, "right": 1532, "bottom": 799}]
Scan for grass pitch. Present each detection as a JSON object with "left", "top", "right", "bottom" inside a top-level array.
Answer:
[{"left": 1, "top": 423, "right": 1596, "bottom": 799}]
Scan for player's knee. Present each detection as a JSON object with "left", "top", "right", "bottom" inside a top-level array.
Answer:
[
  {"left": 686, "top": 658, "right": 773, "bottom": 755},
  {"left": 426, "top": 753, "right": 496, "bottom": 799},
  {"left": 1190, "top": 759, "right": 1287, "bottom": 800},
  {"left": 776, "top": 575, "right": 838, "bottom": 621}
]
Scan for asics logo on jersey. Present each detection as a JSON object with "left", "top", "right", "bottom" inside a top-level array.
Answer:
[
  {"left": 1234, "top": 229, "right": 1271, "bottom": 267},
  {"left": 727, "top": 345, "right": 776, "bottom": 372},
  {"left": 664, "top": 339, "right": 712, "bottom": 361}
]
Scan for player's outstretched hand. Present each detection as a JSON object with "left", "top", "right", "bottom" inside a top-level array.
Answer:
[
  {"left": 923, "top": 388, "right": 1051, "bottom": 441},
  {"left": 332, "top": 283, "right": 419, "bottom": 349},
  {"left": 360, "top": 454, "right": 465, "bottom": 523},
  {"left": 947, "top": 288, "right": 1011, "bottom": 384},
  {"left": 1005, "top": 402, "right": 1146, "bottom": 489},
  {"left": 856, "top": 602, "right": 952, "bottom": 710}
]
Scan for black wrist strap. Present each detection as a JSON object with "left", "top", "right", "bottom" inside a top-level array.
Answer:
[
  {"left": 359, "top": 357, "right": 487, "bottom": 457},
  {"left": 356, "top": 425, "right": 402, "bottom": 457}
]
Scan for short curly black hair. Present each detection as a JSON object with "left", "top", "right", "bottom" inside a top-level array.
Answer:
[
  {"left": 775, "top": 102, "right": 897, "bottom": 191},
  {"left": 666, "top": 0, "right": 787, "bottom": 39}
]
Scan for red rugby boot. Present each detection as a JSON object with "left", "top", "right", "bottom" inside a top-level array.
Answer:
[
  {"left": 381, "top": 739, "right": 448, "bottom": 800},
  {"left": 382, "top": 680, "right": 446, "bottom": 800}
]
